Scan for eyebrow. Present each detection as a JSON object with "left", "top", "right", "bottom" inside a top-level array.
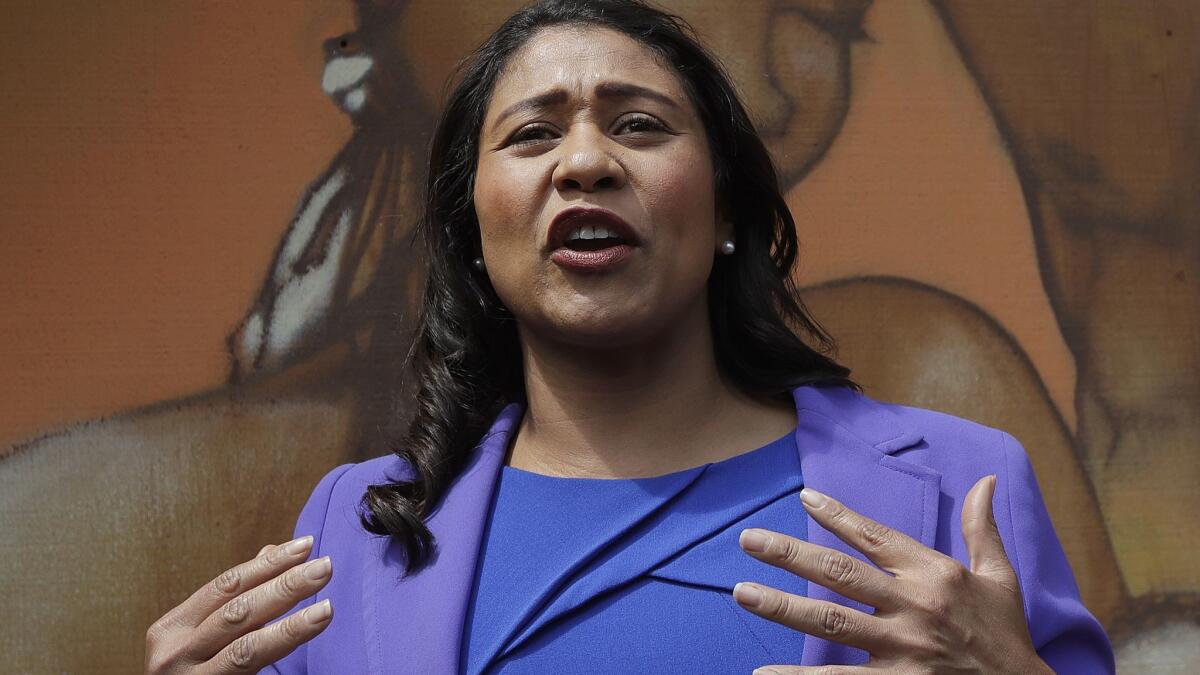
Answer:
[{"left": 489, "top": 81, "right": 680, "bottom": 133}]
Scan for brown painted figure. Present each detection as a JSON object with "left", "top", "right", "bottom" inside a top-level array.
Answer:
[{"left": 2, "top": 0, "right": 1193, "bottom": 670}]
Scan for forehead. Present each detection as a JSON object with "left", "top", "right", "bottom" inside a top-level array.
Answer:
[{"left": 488, "top": 25, "right": 689, "bottom": 110}]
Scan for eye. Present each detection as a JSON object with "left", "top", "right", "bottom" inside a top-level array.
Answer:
[
  {"left": 615, "top": 115, "right": 667, "bottom": 134},
  {"left": 508, "top": 124, "right": 557, "bottom": 146}
]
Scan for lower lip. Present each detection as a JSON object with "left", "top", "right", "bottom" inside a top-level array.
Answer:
[{"left": 550, "top": 244, "right": 636, "bottom": 272}]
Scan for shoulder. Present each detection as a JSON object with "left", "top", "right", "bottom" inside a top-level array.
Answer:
[
  {"left": 291, "top": 453, "right": 415, "bottom": 553},
  {"left": 293, "top": 401, "right": 523, "bottom": 545},
  {"left": 313, "top": 453, "right": 415, "bottom": 505}
]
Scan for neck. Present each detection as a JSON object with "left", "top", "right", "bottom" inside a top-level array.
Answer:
[{"left": 508, "top": 304, "right": 797, "bottom": 478}]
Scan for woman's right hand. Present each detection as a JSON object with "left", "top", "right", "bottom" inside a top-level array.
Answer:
[{"left": 145, "top": 536, "right": 333, "bottom": 673}]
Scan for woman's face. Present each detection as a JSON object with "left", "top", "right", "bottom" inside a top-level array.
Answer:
[{"left": 473, "top": 25, "right": 729, "bottom": 349}]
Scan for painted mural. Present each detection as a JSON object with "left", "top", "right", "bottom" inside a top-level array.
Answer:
[{"left": 1, "top": 1, "right": 1195, "bottom": 671}]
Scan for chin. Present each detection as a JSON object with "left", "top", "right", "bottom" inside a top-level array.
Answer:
[{"left": 535, "top": 302, "right": 666, "bottom": 350}]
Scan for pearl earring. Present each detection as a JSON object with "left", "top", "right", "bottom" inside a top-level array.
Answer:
[
  {"left": 720, "top": 240, "right": 736, "bottom": 255},
  {"left": 472, "top": 257, "right": 484, "bottom": 270}
]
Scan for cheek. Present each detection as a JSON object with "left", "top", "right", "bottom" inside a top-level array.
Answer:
[
  {"left": 642, "top": 151, "right": 720, "bottom": 256},
  {"left": 473, "top": 159, "right": 548, "bottom": 302},
  {"left": 475, "top": 160, "right": 538, "bottom": 251}
]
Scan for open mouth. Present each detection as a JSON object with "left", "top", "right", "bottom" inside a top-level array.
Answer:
[
  {"left": 561, "top": 228, "right": 630, "bottom": 252},
  {"left": 546, "top": 207, "right": 640, "bottom": 272},
  {"left": 551, "top": 226, "right": 636, "bottom": 271}
]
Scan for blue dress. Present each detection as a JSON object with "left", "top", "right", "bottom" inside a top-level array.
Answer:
[{"left": 461, "top": 430, "right": 809, "bottom": 674}]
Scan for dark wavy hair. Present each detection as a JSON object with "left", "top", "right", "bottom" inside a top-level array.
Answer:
[{"left": 361, "top": 0, "right": 855, "bottom": 576}]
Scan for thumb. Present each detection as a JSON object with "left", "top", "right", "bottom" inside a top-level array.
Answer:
[{"left": 962, "top": 475, "right": 1017, "bottom": 586}]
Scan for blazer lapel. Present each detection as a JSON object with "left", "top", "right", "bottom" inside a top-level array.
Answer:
[
  {"left": 791, "top": 386, "right": 941, "bottom": 666},
  {"left": 366, "top": 403, "right": 521, "bottom": 675},
  {"left": 365, "top": 387, "right": 940, "bottom": 671}
]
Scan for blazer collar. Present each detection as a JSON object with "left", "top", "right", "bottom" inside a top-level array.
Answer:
[
  {"left": 791, "top": 385, "right": 940, "bottom": 665},
  {"left": 366, "top": 403, "right": 520, "bottom": 675},
  {"left": 371, "top": 387, "right": 939, "bottom": 672}
]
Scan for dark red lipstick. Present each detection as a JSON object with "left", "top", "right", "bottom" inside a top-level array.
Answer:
[{"left": 546, "top": 207, "right": 641, "bottom": 272}]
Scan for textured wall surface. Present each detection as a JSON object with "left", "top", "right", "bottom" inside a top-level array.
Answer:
[{"left": 2, "top": 1, "right": 1195, "bottom": 671}]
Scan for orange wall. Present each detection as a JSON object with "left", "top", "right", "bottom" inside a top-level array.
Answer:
[
  {"left": 0, "top": 1, "right": 1077, "bottom": 449},
  {"left": 0, "top": 3, "right": 353, "bottom": 446}
]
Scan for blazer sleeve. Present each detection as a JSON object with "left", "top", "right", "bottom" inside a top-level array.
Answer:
[
  {"left": 260, "top": 462, "right": 356, "bottom": 675},
  {"left": 998, "top": 432, "right": 1115, "bottom": 674}
]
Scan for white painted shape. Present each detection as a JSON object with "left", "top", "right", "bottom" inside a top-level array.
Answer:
[
  {"left": 322, "top": 55, "right": 374, "bottom": 95},
  {"left": 275, "top": 168, "right": 347, "bottom": 282},
  {"left": 238, "top": 310, "right": 265, "bottom": 362},
  {"left": 265, "top": 208, "right": 355, "bottom": 361},
  {"left": 343, "top": 87, "right": 366, "bottom": 113}
]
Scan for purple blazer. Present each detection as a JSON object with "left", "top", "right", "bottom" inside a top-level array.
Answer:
[{"left": 266, "top": 385, "right": 1113, "bottom": 673}]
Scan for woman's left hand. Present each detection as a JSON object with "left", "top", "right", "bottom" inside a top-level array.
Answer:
[{"left": 732, "top": 475, "right": 1053, "bottom": 674}]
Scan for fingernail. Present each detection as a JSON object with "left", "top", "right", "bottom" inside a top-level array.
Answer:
[
  {"left": 753, "top": 669, "right": 782, "bottom": 675},
  {"left": 800, "top": 487, "right": 827, "bottom": 509},
  {"left": 303, "top": 556, "right": 332, "bottom": 580},
  {"left": 733, "top": 582, "right": 764, "bottom": 608},
  {"left": 284, "top": 535, "right": 314, "bottom": 555},
  {"left": 303, "top": 599, "right": 332, "bottom": 623},
  {"left": 739, "top": 529, "right": 771, "bottom": 553}
]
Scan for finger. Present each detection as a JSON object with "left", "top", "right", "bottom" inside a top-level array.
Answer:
[
  {"left": 738, "top": 528, "right": 902, "bottom": 611},
  {"left": 799, "top": 488, "right": 932, "bottom": 573},
  {"left": 732, "top": 582, "right": 888, "bottom": 653},
  {"left": 961, "top": 475, "right": 1017, "bottom": 586},
  {"left": 189, "top": 555, "right": 333, "bottom": 660},
  {"left": 206, "top": 599, "right": 333, "bottom": 674},
  {"left": 159, "top": 536, "right": 314, "bottom": 631}
]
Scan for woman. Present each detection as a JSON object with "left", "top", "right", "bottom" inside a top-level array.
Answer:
[{"left": 145, "top": 1, "right": 1112, "bottom": 672}]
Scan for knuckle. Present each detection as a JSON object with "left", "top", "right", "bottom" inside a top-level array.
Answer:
[
  {"left": 277, "top": 611, "right": 313, "bottom": 644},
  {"left": 819, "top": 605, "right": 851, "bottom": 637},
  {"left": 145, "top": 619, "right": 170, "bottom": 647},
  {"left": 221, "top": 594, "right": 252, "bottom": 627},
  {"left": 818, "top": 550, "right": 858, "bottom": 586},
  {"left": 778, "top": 537, "right": 805, "bottom": 566},
  {"left": 962, "top": 513, "right": 991, "bottom": 540},
  {"left": 857, "top": 519, "right": 892, "bottom": 550},
  {"left": 277, "top": 613, "right": 304, "bottom": 642},
  {"left": 143, "top": 639, "right": 170, "bottom": 672},
  {"left": 826, "top": 503, "right": 852, "bottom": 528},
  {"left": 214, "top": 566, "right": 242, "bottom": 596},
  {"left": 225, "top": 633, "right": 258, "bottom": 670},
  {"left": 144, "top": 619, "right": 186, "bottom": 672},
  {"left": 933, "top": 558, "right": 971, "bottom": 586},
  {"left": 144, "top": 651, "right": 171, "bottom": 674},
  {"left": 144, "top": 633, "right": 188, "bottom": 673},
  {"left": 765, "top": 589, "right": 792, "bottom": 619},
  {"left": 275, "top": 567, "right": 306, "bottom": 597}
]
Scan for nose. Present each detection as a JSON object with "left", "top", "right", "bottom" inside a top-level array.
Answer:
[{"left": 551, "top": 128, "right": 626, "bottom": 193}]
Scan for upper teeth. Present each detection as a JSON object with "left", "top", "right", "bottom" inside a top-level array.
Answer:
[{"left": 566, "top": 225, "right": 618, "bottom": 241}]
